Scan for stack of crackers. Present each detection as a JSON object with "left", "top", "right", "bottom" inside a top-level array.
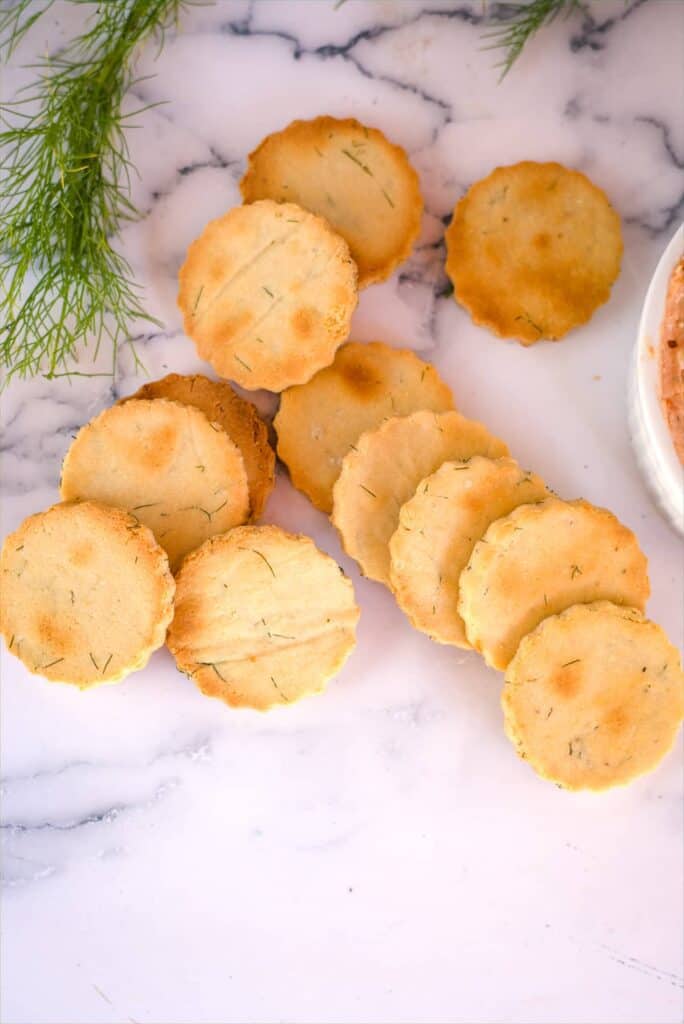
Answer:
[{"left": 1, "top": 115, "right": 681, "bottom": 793}]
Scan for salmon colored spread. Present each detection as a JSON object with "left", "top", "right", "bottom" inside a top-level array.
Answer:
[{"left": 660, "top": 256, "right": 684, "bottom": 465}]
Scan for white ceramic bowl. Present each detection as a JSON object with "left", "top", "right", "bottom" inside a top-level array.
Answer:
[{"left": 629, "top": 223, "right": 684, "bottom": 535}]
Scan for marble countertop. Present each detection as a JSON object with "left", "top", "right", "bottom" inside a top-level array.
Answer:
[{"left": 1, "top": 2, "right": 683, "bottom": 1023}]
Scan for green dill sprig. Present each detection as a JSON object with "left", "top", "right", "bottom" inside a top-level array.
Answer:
[
  {"left": 0, "top": 0, "right": 192, "bottom": 384},
  {"left": 483, "top": 0, "right": 580, "bottom": 79}
]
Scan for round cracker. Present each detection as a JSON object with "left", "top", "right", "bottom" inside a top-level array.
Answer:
[
  {"left": 60, "top": 399, "right": 249, "bottom": 571},
  {"left": 459, "top": 498, "right": 650, "bottom": 671},
  {"left": 125, "top": 374, "right": 275, "bottom": 520},
  {"left": 390, "top": 457, "right": 549, "bottom": 647},
  {"left": 445, "top": 161, "right": 623, "bottom": 344},
  {"left": 0, "top": 501, "right": 174, "bottom": 687},
  {"left": 178, "top": 199, "right": 358, "bottom": 391},
  {"left": 503, "top": 601, "right": 684, "bottom": 791},
  {"left": 274, "top": 342, "right": 454, "bottom": 513},
  {"left": 167, "top": 525, "right": 360, "bottom": 710},
  {"left": 240, "top": 116, "right": 423, "bottom": 288},
  {"left": 332, "top": 410, "right": 509, "bottom": 585}
]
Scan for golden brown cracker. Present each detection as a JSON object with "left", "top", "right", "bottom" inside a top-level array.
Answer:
[
  {"left": 459, "top": 498, "right": 650, "bottom": 670},
  {"left": 167, "top": 525, "right": 360, "bottom": 710},
  {"left": 0, "top": 501, "right": 174, "bottom": 687},
  {"left": 274, "top": 342, "right": 454, "bottom": 513},
  {"left": 503, "top": 601, "right": 684, "bottom": 790},
  {"left": 240, "top": 116, "right": 423, "bottom": 287},
  {"left": 445, "top": 161, "right": 623, "bottom": 344},
  {"left": 178, "top": 199, "right": 357, "bottom": 391},
  {"left": 389, "top": 457, "right": 549, "bottom": 646},
  {"left": 126, "top": 374, "right": 275, "bottom": 519},
  {"left": 60, "top": 399, "right": 249, "bottom": 571},
  {"left": 332, "top": 410, "right": 509, "bottom": 585}
]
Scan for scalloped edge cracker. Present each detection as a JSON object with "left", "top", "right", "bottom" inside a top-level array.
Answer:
[
  {"left": 503, "top": 601, "right": 684, "bottom": 790},
  {"left": 332, "top": 410, "right": 508, "bottom": 584},
  {"left": 275, "top": 342, "right": 454, "bottom": 512},
  {"left": 445, "top": 161, "right": 623, "bottom": 344},
  {"left": 178, "top": 199, "right": 357, "bottom": 391},
  {"left": 241, "top": 116, "right": 423, "bottom": 287},
  {"left": 167, "top": 525, "right": 360, "bottom": 710},
  {"left": 0, "top": 501, "right": 174, "bottom": 687}
]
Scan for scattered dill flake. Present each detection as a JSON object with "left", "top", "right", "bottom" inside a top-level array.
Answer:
[
  {"left": 262, "top": 285, "right": 274, "bottom": 298},
  {"left": 192, "top": 285, "right": 204, "bottom": 315},
  {"left": 381, "top": 188, "right": 395, "bottom": 208},
  {"left": 270, "top": 675, "right": 289, "bottom": 701},
  {"left": 101, "top": 653, "right": 113, "bottom": 674},
  {"left": 41, "top": 657, "right": 65, "bottom": 670},
  {"left": 234, "top": 354, "right": 252, "bottom": 372},
  {"left": 515, "top": 312, "right": 544, "bottom": 336},
  {"left": 89, "top": 652, "right": 99, "bottom": 670},
  {"left": 570, "top": 564, "right": 583, "bottom": 579},
  {"left": 241, "top": 547, "right": 276, "bottom": 577},
  {"left": 359, "top": 484, "right": 377, "bottom": 498},
  {"left": 561, "top": 659, "right": 581, "bottom": 668},
  {"left": 198, "top": 661, "right": 226, "bottom": 682},
  {"left": 341, "top": 148, "right": 373, "bottom": 177}
]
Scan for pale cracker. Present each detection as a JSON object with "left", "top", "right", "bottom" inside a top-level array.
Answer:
[
  {"left": 503, "top": 601, "right": 684, "bottom": 790},
  {"left": 274, "top": 342, "right": 454, "bottom": 513},
  {"left": 0, "top": 500, "right": 174, "bottom": 687},
  {"left": 389, "top": 457, "right": 549, "bottom": 646},
  {"left": 332, "top": 410, "right": 509, "bottom": 585},
  {"left": 60, "top": 399, "right": 249, "bottom": 571},
  {"left": 178, "top": 199, "right": 357, "bottom": 391},
  {"left": 126, "top": 374, "right": 275, "bottom": 519},
  {"left": 459, "top": 497, "right": 650, "bottom": 670},
  {"left": 167, "top": 525, "right": 360, "bottom": 710}
]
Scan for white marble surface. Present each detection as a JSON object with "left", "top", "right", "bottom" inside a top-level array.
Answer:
[{"left": 1, "top": 2, "right": 683, "bottom": 1023}]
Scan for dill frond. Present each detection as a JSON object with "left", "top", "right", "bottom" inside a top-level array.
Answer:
[
  {"left": 0, "top": 0, "right": 191, "bottom": 383},
  {"left": 483, "top": 0, "right": 581, "bottom": 79}
]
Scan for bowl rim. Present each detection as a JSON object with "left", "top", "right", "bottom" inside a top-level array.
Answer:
[{"left": 634, "top": 222, "right": 684, "bottom": 505}]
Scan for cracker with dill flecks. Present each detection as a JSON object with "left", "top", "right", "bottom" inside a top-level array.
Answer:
[
  {"left": 445, "top": 161, "right": 622, "bottom": 344},
  {"left": 389, "top": 457, "right": 549, "bottom": 647},
  {"left": 178, "top": 199, "right": 357, "bottom": 391},
  {"left": 275, "top": 342, "right": 454, "bottom": 513},
  {"left": 0, "top": 501, "right": 174, "bottom": 687},
  {"left": 60, "top": 399, "right": 249, "bottom": 571},
  {"left": 502, "top": 601, "right": 684, "bottom": 791},
  {"left": 240, "top": 116, "right": 423, "bottom": 288},
  {"left": 124, "top": 374, "right": 274, "bottom": 520},
  {"left": 459, "top": 497, "right": 650, "bottom": 671},
  {"left": 167, "top": 525, "right": 360, "bottom": 710},
  {"left": 332, "top": 410, "right": 508, "bottom": 585}
]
